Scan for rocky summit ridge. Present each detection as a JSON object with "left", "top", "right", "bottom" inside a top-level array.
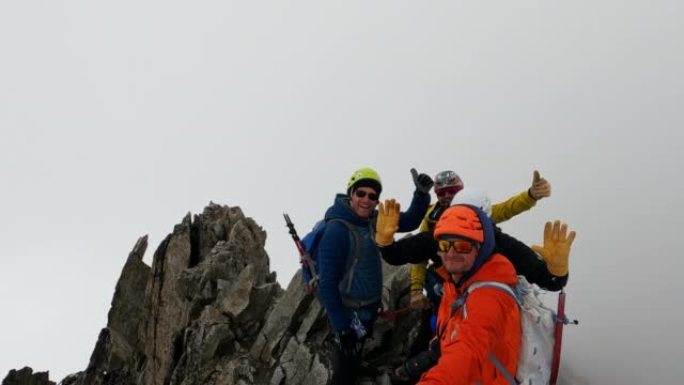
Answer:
[{"left": 3, "top": 203, "right": 418, "bottom": 385}]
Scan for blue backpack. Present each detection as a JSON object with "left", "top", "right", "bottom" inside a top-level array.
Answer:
[{"left": 300, "top": 218, "right": 360, "bottom": 292}]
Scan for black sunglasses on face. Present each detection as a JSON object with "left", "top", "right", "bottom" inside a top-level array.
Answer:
[{"left": 354, "top": 189, "right": 379, "bottom": 201}]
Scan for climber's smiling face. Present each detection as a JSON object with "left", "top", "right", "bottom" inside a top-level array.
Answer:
[
  {"left": 350, "top": 187, "right": 379, "bottom": 219},
  {"left": 437, "top": 237, "right": 479, "bottom": 278}
]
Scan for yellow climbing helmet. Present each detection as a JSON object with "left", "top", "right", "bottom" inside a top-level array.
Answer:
[{"left": 347, "top": 167, "right": 382, "bottom": 195}]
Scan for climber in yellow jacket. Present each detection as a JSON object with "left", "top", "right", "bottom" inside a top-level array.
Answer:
[{"left": 409, "top": 170, "right": 552, "bottom": 309}]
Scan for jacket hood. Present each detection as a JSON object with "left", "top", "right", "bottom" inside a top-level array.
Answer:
[
  {"left": 464, "top": 253, "right": 518, "bottom": 287},
  {"left": 437, "top": 253, "right": 517, "bottom": 289},
  {"left": 323, "top": 193, "right": 374, "bottom": 226},
  {"left": 460, "top": 204, "right": 496, "bottom": 286}
]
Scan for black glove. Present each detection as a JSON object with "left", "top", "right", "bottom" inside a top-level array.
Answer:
[
  {"left": 336, "top": 327, "right": 362, "bottom": 357},
  {"left": 402, "top": 348, "right": 440, "bottom": 380},
  {"left": 398, "top": 337, "right": 441, "bottom": 380},
  {"left": 392, "top": 365, "right": 411, "bottom": 382},
  {"left": 411, "top": 168, "right": 434, "bottom": 194}
]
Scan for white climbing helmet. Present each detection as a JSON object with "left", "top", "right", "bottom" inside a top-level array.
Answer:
[{"left": 452, "top": 188, "right": 492, "bottom": 217}]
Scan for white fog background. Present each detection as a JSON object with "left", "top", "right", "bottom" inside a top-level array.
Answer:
[{"left": 1, "top": 1, "right": 683, "bottom": 384}]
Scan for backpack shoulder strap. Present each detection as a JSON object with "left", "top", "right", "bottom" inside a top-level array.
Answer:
[
  {"left": 465, "top": 281, "right": 520, "bottom": 385},
  {"left": 327, "top": 219, "right": 363, "bottom": 294},
  {"left": 302, "top": 219, "right": 357, "bottom": 289},
  {"left": 462, "top": 281, "right": 521, "bottom": 318},
  {"left": 326, "top": 218, "right": 361, "bottom": 259},
  {"left": 438, "top": 281, "right": 522, "bottom": 354}
]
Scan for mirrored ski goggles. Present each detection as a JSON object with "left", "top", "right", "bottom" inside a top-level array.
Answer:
[
  {"left": 435, "top": 186, "right": 461, "bottom": 197},
  {"left": 354, "top": 189, "right": 379, "bottom": 201},
  {"left": 437, "top": 238, "right": 479, "bottom": 254}
]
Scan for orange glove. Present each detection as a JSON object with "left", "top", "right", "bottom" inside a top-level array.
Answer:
[
  {"left": 529, "top": 170, "right": 551, "bottom": 200},
  {"left": 531, "top": 220, "right": 576, "bottom": 276},
  {"left": 375, "top": 199, "right": 400, "bottom": 246}
]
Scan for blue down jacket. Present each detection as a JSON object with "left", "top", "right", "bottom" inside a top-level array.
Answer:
[{"left": 317, "top": 191, "right": 429, "bottom": 333}]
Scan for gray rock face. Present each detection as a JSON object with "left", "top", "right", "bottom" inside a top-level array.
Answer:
[
  {"left": 1, "top": 368, "right": 55, "bottom": 385},
  {"left": 4, "top": 203, "right": 420, "bottom": 385}
]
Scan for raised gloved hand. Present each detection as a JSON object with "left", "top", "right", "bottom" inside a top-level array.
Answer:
[
  {"left": 375, "top": 199, "right": 400, "bottom": 246},
  {"left": 409, "top": 290, "right": 430, "bottom": 310},
  {"left": 529, "top": 170, "right": 551, "bottom": 200},
  {"left": 531, "top": 220, "right": 576, "bottom": 276},
  {"left": 411, "top": 168, "right": 434, "bottom": 194}
]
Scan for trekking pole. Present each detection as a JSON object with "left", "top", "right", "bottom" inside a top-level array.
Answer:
[
  {"left": 550, "top": 289, "right": 579, "bottom": 385},
  {"left": 283, "top": 213, "right": 306, "bottom": 255},
  {"left": 283, "top": 213, "right": 318, "bottom": 289}
]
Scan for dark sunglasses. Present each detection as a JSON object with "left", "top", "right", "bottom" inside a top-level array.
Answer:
[
  {"left": 436, "top": 186, "right": 461, "bottom": 197},
  {"left": 354, "top": 189, "right": 379, "bottom": 201},
  {"left": 437, "top": 238, "right": 479, "bottom": 254}
]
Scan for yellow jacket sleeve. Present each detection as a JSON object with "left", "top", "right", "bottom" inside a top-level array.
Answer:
[
  {"left": 410, "top": 261, "right": 428, "bottom": 291},
  {"left": 418, "top": 203, "right": 435, "bottom": 232},
  {"left": 410, "top": 203, "right": 436, "bottom": 291},
  {"left": 491, "top": 190, "right": 537, "bottom": 224}
]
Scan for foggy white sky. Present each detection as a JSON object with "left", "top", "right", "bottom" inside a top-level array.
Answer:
[{"left": 1, "top": 1, "right": 683, "bottom": 383}]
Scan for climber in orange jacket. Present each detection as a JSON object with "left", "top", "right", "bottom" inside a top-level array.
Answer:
[{"left": 416, "top": 204, "right": 521, "bottom": 384}]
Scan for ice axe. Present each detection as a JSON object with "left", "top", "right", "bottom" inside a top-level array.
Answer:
[{"left": 550, "top": 289, "right": 579, "bottom": 385}]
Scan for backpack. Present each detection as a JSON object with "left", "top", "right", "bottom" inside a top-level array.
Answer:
[
  {"left": 300, "top": 218, "right": 361, "bottom": 294},
  {"left": 456, "top": 276, "right": 556, "bottom": 385}
]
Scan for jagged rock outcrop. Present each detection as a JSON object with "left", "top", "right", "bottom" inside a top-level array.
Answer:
[
  {"left": 12, "top": 202, "right": 419, "bottom": 385},
  {"left": 1, "top": 367, "right": 55, "bottom": 385}
]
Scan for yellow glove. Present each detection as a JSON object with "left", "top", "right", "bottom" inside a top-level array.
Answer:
[
  {"left": 529, "top": 170, "right": 552, "bottom": 200},
  {"left": 531, "top": 220, "right": 576, "bottom": 276},
  {"left": 375, "top": 199, "right": 400, "bottom": 246}
]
